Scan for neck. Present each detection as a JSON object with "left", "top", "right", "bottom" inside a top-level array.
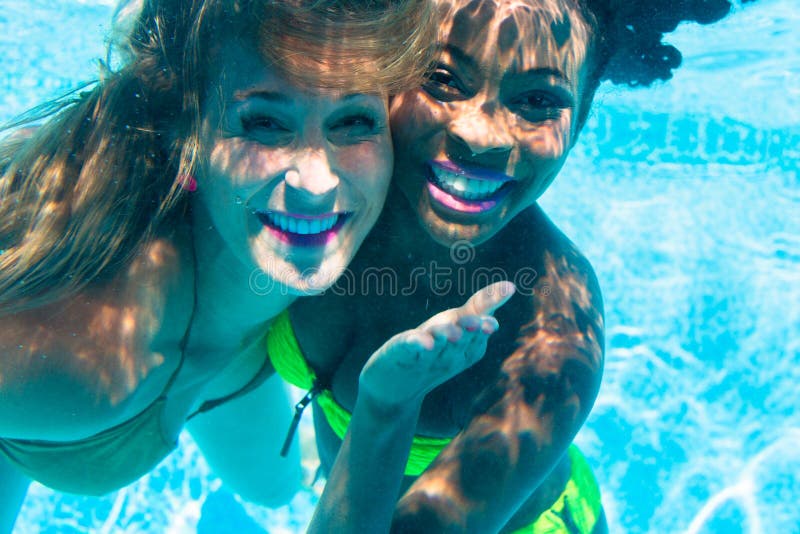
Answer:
[
  {"left": 373, "top": 183, "right": 543, "bottom": 270},
  {"left": 189, "top": 206, "right": 295, "bottom": 347}
]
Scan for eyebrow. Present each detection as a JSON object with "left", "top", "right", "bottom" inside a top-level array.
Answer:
[
  {"left": 518, "top": 67, "right": 571, "bottom": 85},
  {"left": 439, "top": 44, "right": 481, "bottom": 72},
  {"left": 440, "top": 44, "right": 571, "bottom": 84},
  {"left": 232, "top": 89, "right": 290, "bottom": 103}
]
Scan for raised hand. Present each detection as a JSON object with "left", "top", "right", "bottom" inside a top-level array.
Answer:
[
  {"left": 358, "top": 281, "right": 516, "bottom": 409},
  {"left": 309, "top": 281, "right": 516, "bottom": 534}
]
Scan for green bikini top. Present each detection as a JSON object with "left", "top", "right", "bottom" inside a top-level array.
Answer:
[{"left": 266, "top": 310, "right": 450, "bottom": 477}]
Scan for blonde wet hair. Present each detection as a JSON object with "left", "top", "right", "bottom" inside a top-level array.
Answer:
[{"left": 0, "top": 0, "right": 437, "bottom": 314}]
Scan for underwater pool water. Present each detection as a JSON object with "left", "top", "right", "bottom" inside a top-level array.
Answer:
[{"left": 2, "top": 1, "right": 798, "bottom": 532}]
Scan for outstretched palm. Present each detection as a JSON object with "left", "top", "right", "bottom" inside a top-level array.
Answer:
[{"left": 359, "top": 281, "right": 516, "bottom": 408}]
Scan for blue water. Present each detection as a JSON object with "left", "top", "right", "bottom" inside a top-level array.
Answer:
[{"left": 2, "top": 1, "right": 798, "bottom": 532}]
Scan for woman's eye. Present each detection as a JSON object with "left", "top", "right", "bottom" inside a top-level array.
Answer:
[
  {"left": 422, "top": 65, "right": 468, "bottom": 101},
  {"left": 429, "top": 69, "right": 458, "bottom": 88},
  {"left": 241, "top": 114, "right": 287, "bottom": 132},
  {"left": 329, "top": 114, "right": 381, "bottom": 143},
  {"left": 240, "top": 114, "right": 292, "bottom": 145},
  {"left": 510, "top": 91, "right": 569, "bottom": 121},
  {"left": 333, "top": 115, "right": 377, "bottom": 134}
]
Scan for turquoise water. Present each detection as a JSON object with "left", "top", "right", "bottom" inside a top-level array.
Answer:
[{"left": 2, "top": 1, "right": 798, "bottom": 532}]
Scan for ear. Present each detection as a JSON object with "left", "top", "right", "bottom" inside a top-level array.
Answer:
[{"left": 178, "top": 174, "right": 198, "bottom": 192}]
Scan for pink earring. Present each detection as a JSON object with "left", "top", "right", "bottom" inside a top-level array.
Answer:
[{"left": 178, "top": 174, "right": 198, "bottom": 192}]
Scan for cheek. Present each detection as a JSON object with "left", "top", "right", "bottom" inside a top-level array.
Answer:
[
  {"left": 337, "top": 141, "right": 393, "bottom": 187},
  {"left": 515, "top": 113, "right": 574, "bottom": 166},
  {"left": 208, "top": 139, "right": 290, "bottom": 187},
  {"left": 390, "top": 92, "right": 445, "bottom": 149}
]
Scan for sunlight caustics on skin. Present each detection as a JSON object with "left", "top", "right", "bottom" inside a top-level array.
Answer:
[{"left": 5, "top": 0, "right": 799, "bottom": 531}]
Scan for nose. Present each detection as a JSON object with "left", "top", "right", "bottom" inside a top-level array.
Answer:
[
  {"left": 284, "top": 149, "right": 339, "bottom": 199},
  {"left": 448, "top": 106, "right": 513, "bottom": 156}
]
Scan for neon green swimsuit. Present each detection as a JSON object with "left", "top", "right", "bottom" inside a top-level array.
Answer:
[{"left": 267, "top": 311, "right": 603, "bottom": 533}]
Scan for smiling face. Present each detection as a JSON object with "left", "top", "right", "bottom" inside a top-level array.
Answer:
[
  {"left": 196, "top": 41, "right": 393, "bottom": 295},
  {"left": 390, "top": 0, "right": 595, "bottom": 245}
]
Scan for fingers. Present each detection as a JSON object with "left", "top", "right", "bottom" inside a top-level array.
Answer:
[
  {"left": 463, "top": 281, "right": 516, "bottom": 316},
  {"left": 456, "top": 314, "right": 481, "bottom": 332},
  {"left": 402, "top": 322, "right": 460, "bottom": 352},
  {"left": 363, "top": 313, "right": 501, "bottom": 406},
  {"left": 417, "top": 281, "right": 516, "bottom": 332},
  {"left": 416, "top": 314, "right": 498, "bottom": 376},
  {"left": 462, "top": 316, "right": 496, "bottom": 362},
  {"left": 457, "top": 314, "right": 498, "bottom": 334}
]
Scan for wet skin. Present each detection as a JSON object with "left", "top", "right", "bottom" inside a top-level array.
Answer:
[
  {"left": 0, "top": 38, "right": 394, "bottom": 509},
  {"left": 293, "top": 196, "right": 604, "bottom": 531},
  {"left": 291, "top": 0, "right": 606, "bottom": 530},
  {"left": 198, "top": 40, "right": 393, "bottom": 297},
  {"left": 391, "top": 0, "right": 593, "bottom": 246}
]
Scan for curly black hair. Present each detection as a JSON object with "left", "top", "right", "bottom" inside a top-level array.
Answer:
[{"left": 586, "top": 0, "right": 757, "bottom": 86}]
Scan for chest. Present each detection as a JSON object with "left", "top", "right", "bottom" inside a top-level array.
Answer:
[{"left": 294, "top": 261, "right": 527, "bottom": 437}]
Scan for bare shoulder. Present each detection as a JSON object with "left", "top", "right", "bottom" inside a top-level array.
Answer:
[
  {"left": 489, "top": 205, "right": 602, "bottom": 305},
  {"left": 481, "top": 204, "right": 604, "bottom": 396},
  {"left": 0, "top": 230, "right": 195, "bottom": 441},
  {"left": 432, "top": 205, "right": 605, "bottom": 421}
]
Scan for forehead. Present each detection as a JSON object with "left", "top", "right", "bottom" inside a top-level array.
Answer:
[
  {"left": 206, "top": 41, "right": 389, "bottom": 119},
  {"left": 210, "top": 39, "right": 389, "bottom": 103},
  {"left": 435, "top": 0, "right": 591, "bottom": 78},
  {"left": 208, "top": 40, "right": 271, "bottom": 88},
  {"left": 210, "top": 41, "right": 328, "bottom": 100}
]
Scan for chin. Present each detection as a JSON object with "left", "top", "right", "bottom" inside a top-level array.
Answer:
[
  {"left": 269, "top": 272, "right": 335, "bottom": 297},
  {"left": 282, "top": 283, "right": 326, "bottom": 297},
  {"left": 293, "top": 258, "right": 352, "bottom": 296},
  {"left": 420, "top": 214, "right": 493, "bottom": 247},
  {"left": 415, "top": 199, "right": 500, "bottom": 247},
  {"left": 250, "top": 253, "right": 350, "bottom": 297}
]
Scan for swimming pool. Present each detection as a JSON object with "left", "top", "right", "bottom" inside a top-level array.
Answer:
[{"left": 2, "top": 1, "right": 798, "bottom": 532}]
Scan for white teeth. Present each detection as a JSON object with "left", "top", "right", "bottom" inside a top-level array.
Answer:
[
  {"left": 432, "top": 167, "right": 506, "bottom": 200},
  {"left": 451, "top": 177, "right": 469, "bottom": 192},
  {"left": 266, "top": 212, "right": 339, "bottom": 234}
]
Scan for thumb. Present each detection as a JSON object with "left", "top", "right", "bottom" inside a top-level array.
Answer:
[{"left": 463, "top": 281, "right": 516, "bottom": 316}]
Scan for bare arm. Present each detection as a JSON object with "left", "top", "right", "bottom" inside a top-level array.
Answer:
[
  {"left": 0, "top": 238, "right": 189, "bottom": 441},
  {"left": 391, "top": 251, "right": 605, "bottom": 532},
  {"left": 309, "top": 386, "right": 423, "bottom": 534}
]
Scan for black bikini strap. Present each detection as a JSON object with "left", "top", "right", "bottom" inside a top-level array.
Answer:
[{"left": 185, "top": 350, "right": 274, "bottom": 421}]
